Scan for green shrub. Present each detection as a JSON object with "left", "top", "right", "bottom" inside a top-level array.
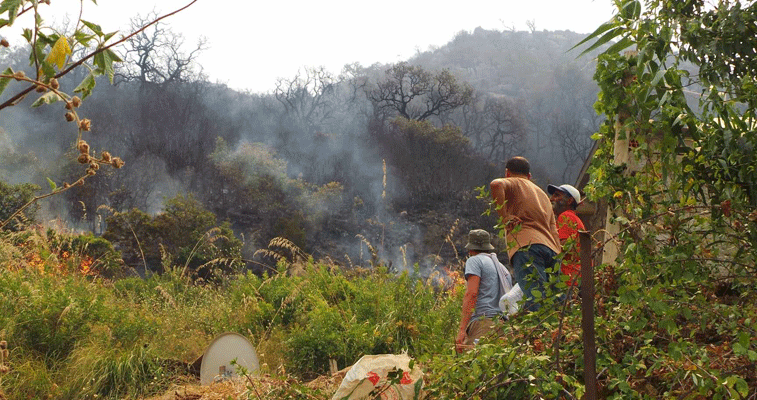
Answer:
[
  {"left": 44, "top": 230, "right": 125, "bottom": 276},
  {"left": 286, "top": 297, "right": 358, "bottom": 378},
  {"left": 277, "top": 264, "right": 462, "bottom": 378},
  {"left": 9, "top": 274, "right": 99, "bottom": 362},
  {"left": 62, "top": 343, "right": 169, "bottom": 399},
  {"left": 103, "top": 194, "right": 243, "bottom": 277},
  {"left": 0, "top": 180, "right": 39, "bottom": 231}
]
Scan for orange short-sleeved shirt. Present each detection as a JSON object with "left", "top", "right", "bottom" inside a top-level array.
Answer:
[{"left": 491, "top": 177, "right": 561, "bottom": 258}]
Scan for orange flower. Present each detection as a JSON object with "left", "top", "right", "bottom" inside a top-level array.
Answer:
[{"left": 80, "top": 256, "right": 94, "bottom": 275}]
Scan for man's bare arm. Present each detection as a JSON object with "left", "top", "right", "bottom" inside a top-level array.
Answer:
[
  {"left": 456, "top": 275, "right": 480, "bottom": 353},
  {"left": 490, "top": 179, "right": 508, "bottom": 222}
]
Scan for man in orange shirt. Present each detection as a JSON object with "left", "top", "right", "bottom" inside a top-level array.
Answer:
[
  {"left": 490, "top": 157, "right": 561, "bottom": 312},
  {"left": 547, "top": 184, "right": 586, "bottom": 287}
]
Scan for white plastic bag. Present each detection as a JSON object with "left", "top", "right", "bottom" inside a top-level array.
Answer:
[
  {"left": 331, "top": 354, "right": 424, "bottom": 400},
  {"left": 499, "top": 283, "right": 523, "bottom": 315}
]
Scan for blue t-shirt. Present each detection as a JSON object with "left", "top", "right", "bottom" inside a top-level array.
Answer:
[{"left": 464, "top": 253, "right": 503, "bottom": 320}]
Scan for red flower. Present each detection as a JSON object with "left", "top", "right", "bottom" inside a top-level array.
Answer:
[
  {"left": 400, "top": 371, "right": 413, "bottom": 385},
  {"left": 367, "top": 371, "right": 380, "bottom": 385}
]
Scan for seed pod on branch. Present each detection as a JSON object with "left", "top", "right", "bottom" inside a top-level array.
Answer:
[
  {"left": 77, "top": 140, "right": 89, "bottom": 154},
  {"left": 100, "top": 151, "right": 111, "bottom": 162},
  {"left": 111, "top": 157, "right": 124, "bottom": 169},
  {"left": 13, "top": 71, "right": 25, "bottom": 80},
  {"left": 36, "top": 85, "right": 47, "bottom": 93},
  {"left": 65, "top": 112, "right": 75, "bottom": 122},
  {"left": 77, "top": 154, "right": 89, "bottom": 164},
  {"left": 89, "top": 161, "right": 99, "bottom": 170},
  {"left": 0, "top": 39, "right": 8, "bottom": 47},
  {"left": 71, "top": 96, "right": 81, "bottom": 108},
  {"left": 86, "top": 168, "right": 96, "bottom": 176},
  {"left": 78, "top": 119, "right": 91, "bottom": 131},
  {"left": 50, "top": 78, "right": 59, "bottom": 90}
]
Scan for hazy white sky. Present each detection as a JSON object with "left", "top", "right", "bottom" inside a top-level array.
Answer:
[{"left": 16, "top": 0, "right": 616, "bottom": 93}]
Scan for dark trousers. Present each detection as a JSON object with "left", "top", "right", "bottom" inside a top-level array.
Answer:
[{"left": 511, "top": 244, "right": 557, "bottom": 312}]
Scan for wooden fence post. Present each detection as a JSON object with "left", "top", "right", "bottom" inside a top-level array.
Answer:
[{"left": 580, "top": 230, "right": 596, "bottom": 400}]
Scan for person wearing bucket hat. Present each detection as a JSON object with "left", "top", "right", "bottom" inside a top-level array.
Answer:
[
  {"left": 490, "top": 156, "right": 561, "bottom": 312},
  {"left": 455, "top": 229, "right": 508, "bottom": 353},
  {"left": 547, "top": 184, "right": 586, "bottom": 287}
]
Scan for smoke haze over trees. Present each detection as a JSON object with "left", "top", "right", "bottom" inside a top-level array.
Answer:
[{"left": 0, "top": 25, "right": 604, "bottom": 273}]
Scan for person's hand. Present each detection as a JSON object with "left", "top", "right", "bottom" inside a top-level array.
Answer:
[{"left": 455, "top": 331, "right": 467, "bottom": 354}]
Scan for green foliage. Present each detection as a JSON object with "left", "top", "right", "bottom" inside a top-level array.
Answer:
[
  {"left": 2, "top": 272, "right": 104, "bottom": 362},
  {"left": 0, "top": 247, "right": 467, "bottom": 399},
  {"left": 0, "top": 269, "right": 205, "bottom": 399},
  {"left": 45, "top": 229, "right": 124, "bottom": 275},
  {"left": 101, "top": 207, "right": 154, "bottom": 265},
  {"left": 280, "top": 264, "right": 462, "bottom": 378},
  {"left": 0, "top": 0, "right": 121, "bottom": 100},
  {"left": 426, "top": 1, "right": 757, "bottom": 398},
  {"left": 0, "top": 180, "right": 38, "bottom": 230},
  {"left": 59, "top": 343, "right": 168, "bottom": 399},
  {"left": 581, "top": 0, "right": 757, "bottom": 397},
  {"left": 103, "top": 194, "right": 243, "bottom": 277},
  {"left": 424, "top": 305, "right": 585, "bottom": 399}
]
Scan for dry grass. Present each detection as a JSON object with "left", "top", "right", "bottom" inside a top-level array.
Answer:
[
  {"left": 355, "top": 234, "right": 378, "bottom": 267},
  {"left": 141, "top": 370, "right": 345, "bottom": 400},
  {"left": 438, "top": 218, "right": 460, "bottom": 261},
  {"left": 254, "top": 237, "right": 310, "bottom": 275}
]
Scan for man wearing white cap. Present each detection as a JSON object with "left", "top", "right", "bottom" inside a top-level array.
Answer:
[{"left": 547, "top": 184, "right": 586, "bottom": 287}]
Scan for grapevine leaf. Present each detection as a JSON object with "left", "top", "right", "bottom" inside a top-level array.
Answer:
[
  {"left": 94, "top": 48, "right": 120, "bottom": 83},
  {"left": 0, "top": 67, "right": 13, "bottom": 97},
  {"left": 74, "top": 30, "right": 95, "bottom": 46},
  {"left": 0, "top": 0, "right": 23, "bottom": 25},
  {"left": 102, "top": 31, "right": 117, "bottom": 43},
  {"left": 73, "top": 73, "right": 96, "bottom": 99},
  {"left": 38, "top": 61, "right": 56, "bottom": 81},
  {"left": 81, "top": 19, "right": 103, "bottom": 36},
  {"left": 31, "top": 90, "right": 65, "bottom": 107},
  {"left": 106, "top": 48, "right": 122, "bottom": 63}
]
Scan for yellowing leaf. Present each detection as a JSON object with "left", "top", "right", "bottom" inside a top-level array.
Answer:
[{"left": 45, "top": 36, "right": 71, "bottom": 69}]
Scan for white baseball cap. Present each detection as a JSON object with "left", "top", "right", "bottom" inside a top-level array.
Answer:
[{"left": 547, "top": 184, "right": 581, "bottom": 205}]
